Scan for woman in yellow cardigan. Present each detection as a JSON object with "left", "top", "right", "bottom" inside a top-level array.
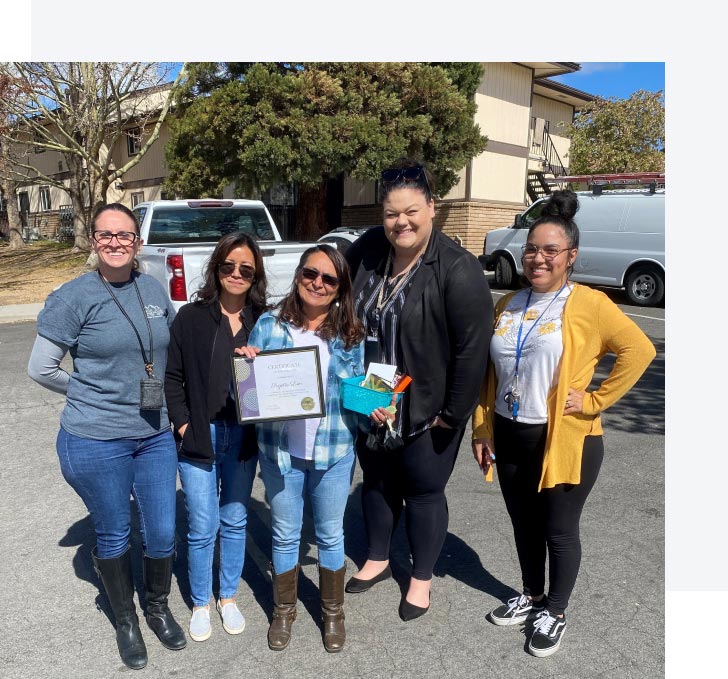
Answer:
[{"left": 471, "top": 190, "right": 655, "bottom": 658}]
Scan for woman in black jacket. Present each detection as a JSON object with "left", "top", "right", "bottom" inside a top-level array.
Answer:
[
  {"left": 344, "top": 158, "right": 494, "bottom": 620},
  {"left": 165, "top": 232, "right": 267, "bottom": 642}
]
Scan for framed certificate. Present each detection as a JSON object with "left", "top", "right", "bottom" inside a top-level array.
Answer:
[{"left": 231, "top": 347, "right": 325, "bottom": 424}]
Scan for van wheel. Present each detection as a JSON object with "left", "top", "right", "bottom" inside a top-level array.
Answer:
[
  {"left": 625, "top": 266, "right": 664, "bottom": 306},
  {"left": 494, "top": 255, "right": 516, "bottom": 289}
]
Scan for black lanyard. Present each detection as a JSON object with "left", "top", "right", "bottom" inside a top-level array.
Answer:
[{"left": 97, "top": 272, "right": 156, "bottom": 377}]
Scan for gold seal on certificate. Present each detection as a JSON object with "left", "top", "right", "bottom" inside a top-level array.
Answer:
[{"left": 231, "top": 347, "right": 325, "bottom": 424}]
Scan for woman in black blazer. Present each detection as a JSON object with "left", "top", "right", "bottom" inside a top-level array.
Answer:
[{"left": 344, "top": 158, "right": 494, "bottom": 620}]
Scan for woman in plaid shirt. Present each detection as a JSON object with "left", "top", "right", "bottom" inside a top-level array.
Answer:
[{"left": 237, "top": 244, "right": 364, "bottom": 653}]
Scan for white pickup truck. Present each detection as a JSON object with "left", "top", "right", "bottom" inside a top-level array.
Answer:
[{"left": 133, "top": 199, "right": 315, "bottom": 311}]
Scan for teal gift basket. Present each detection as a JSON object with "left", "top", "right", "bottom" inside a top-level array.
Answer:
[{"left": 340, "top": 376, "right": 403, "bottom": 415}]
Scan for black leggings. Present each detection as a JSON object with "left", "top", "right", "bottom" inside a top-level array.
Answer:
[
  {"left": 494, "top": 414, "right": 604, "bottom": 615},
  {"left": 356, "top": 426, "right": 464, "bottom": 580}
]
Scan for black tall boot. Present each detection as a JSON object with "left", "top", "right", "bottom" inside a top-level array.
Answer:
[
  {"left": 92, "top": 547, "right": 148, "bottom": 670},
  {"left": 143, "top": 554, "right": 187, "bottom": 650},
  {"left": 268, "top": 564, "right": 299, "bottom": 651}
]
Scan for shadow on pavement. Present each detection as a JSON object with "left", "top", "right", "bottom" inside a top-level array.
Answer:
[
  {"left": 59, "top": 504, "right": 148, "bottom": 628},
  {"left": 343, "top": 481, "right": 513, "bottom": 602}
]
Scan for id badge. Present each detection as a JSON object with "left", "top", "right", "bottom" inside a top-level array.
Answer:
[
  {"left": 140, "top": 377, "right": 164, "bottom": 410},
  {"left": 365, "top": 335, "right": 381, "bottom": 369}
]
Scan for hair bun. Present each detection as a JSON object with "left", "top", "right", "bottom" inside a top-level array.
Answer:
[{"left": 543, "top": 190, "right": 579, "bottom": 221}]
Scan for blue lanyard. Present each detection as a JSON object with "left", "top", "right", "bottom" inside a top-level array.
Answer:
[
  {"left": 513, "top": 282, "right": 568, "bottom": 381},
  {"left": 507, "top": 283, "right": 567, "bottom": 421}
]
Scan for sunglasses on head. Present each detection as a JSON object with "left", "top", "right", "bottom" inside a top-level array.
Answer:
[
  {"left": 300, "top": 266, "right": 340, "bottom": 288},
  {"left": 218, "top": 262, "right": 256, "bottom": 281},
  {"left": 380, "top": 165, "right": 431, "bottom": 194}
]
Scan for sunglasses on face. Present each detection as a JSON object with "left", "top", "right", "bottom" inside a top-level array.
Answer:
[
  {"left": 218, "top": 262, "right": 256, "bottom": 281},
  {"left": 380, "top": 165, "right": 431, "bottom": 194},
  {"left": 92, "top": 230, "right": 138, "bottom": 246},
  {"left": 300, "top": 266, "right": 340, "bottom": 288}
]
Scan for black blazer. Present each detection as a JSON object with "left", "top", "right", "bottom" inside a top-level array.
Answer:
[
  {"left": 346, "top": 226, "right": 494, "bottom": 430},
  {"left": 165, "top": 300, "right": 258, "bottom": 463}
]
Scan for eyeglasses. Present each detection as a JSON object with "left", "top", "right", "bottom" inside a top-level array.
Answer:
[
  {"left": 218, "top": 262, "right": 256, "bottom": 281},
  {"left": 380, "top": 165, "right": 431, "bottom": 195},
  {"left": 300, "top": 266, "right": 340, "bottom": 288},
  {"left": 92, "top": 230, "right": 138, "bottom": 246},
  {"left": 521, "top": 244, "right": 572, "bottom": 260}
]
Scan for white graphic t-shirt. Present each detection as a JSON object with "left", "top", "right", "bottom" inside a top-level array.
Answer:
[{"left": 490, "top": 286, "right": 573, "bottom": 423}]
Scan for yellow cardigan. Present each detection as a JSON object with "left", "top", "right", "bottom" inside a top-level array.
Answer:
[{"left": 472, "top": 284, "right": 656, "bottom": 490}]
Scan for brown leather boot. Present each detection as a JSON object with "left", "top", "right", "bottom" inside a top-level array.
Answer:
[
  {"left": 268, "top": 564, "right": 299, "bottom": 651},
  {"left": 319, "top": 564, "right": 346, "bottom": 652}
]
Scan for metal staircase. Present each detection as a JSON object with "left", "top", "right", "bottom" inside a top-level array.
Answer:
[
  {"left": 526, "top": 172, "right": 552, "bottom": 202},
  {"left": 527, "top": 119, "right": 567, "bottom": 203}
]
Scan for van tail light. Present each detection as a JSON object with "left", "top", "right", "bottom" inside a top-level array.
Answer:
[{"left": 167, "top": 254, "right": 187, "bottom": 301}]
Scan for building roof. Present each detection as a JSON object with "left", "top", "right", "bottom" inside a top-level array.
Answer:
[
  {"left": 514, "top": 62, "right": 581, "bottom": 78},
  {"left": 533, "top": 77, "right": 595, "bottom": 108}
]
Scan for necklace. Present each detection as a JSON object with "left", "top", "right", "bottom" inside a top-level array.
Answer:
[
  {"left": 370, "top": 244, "right": 427, "bottom": 338},
  {"left": 506, "top": 283, "right": 568, "bottom": 420}
]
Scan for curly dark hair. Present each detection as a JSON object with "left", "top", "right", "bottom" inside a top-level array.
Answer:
[
  {"left": 529, "top": 190, "right": 580, "bottom": 250},
  {"left": 192, "top": 232, "right": 268, "bottom": 317},
  {"left": 525, "top": 190, "right": 580, "bottom": 279},
  {"left": 276, "top": 244, "right": 364, "bottom": 350}
]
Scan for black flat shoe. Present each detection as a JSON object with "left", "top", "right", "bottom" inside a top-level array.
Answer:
[
  {"left": 398, "top": 594, "right": 430, "bottom": 622},
  {"left": 345, "top": 565, "right": 392, "bottom": 593}
]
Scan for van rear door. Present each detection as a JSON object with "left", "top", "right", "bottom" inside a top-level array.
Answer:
[{"left": 571, "top": 194, "right": 630, "bottom": 286}]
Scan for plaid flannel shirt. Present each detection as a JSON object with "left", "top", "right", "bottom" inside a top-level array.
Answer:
[{"left": 248, "top": 311, "right": 365, "bottom": 473}]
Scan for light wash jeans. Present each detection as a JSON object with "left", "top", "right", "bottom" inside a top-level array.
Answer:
[
  {"left": 178, "top": 421, "right": 257, "bottom": 607},
  {"left": 56, "top": 426, "right": 177, "bottom": 559},
  {"left": 258, "top": 449, "right": 355, "bottom": 574}
]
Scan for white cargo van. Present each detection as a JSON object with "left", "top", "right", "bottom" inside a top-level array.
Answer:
[{"left": 480, "top": 180, "right": 665, "bottom": 306}]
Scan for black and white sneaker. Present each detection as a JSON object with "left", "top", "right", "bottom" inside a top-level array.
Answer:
[
  {"left": 488, "top": 594, "right": 545, "bottom": 626},
  {"left": 528, "top": 609, "right": 567, "bottom": 657}
]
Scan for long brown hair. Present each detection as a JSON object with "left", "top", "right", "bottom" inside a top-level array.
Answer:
[
  {"left": 277, "top": 244, "right": 364, "bottom": 350},
  {"left": 193, "top": 232, "right": 268, "bottom": 318}
]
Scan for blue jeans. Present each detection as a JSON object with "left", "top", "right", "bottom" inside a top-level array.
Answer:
[
  {"left": 178, "top": 421, "right": 257, "bottom": 607},
  {"left": 56, "top": 426, "right": 178, "bottom": 559},
  {"left": 258, "top": 450, "right": 355, "bottom": 574}
]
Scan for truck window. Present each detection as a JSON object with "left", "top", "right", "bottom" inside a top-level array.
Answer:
[
  {"left": 520, "top": 201, "right": 546, "bottom": 229},
  {"left": 145, "top": 206, "right": 275, "bottom": 244},
  {"left": 133, "top": 206, "right": 147, "bottom": 230}
]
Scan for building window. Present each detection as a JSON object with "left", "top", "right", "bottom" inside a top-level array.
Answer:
[
  {"left": 126, "top": 128, "right": 142, "bottom": 156},
  {"left": 18, "top": 191, "right": 29, "bottom": 214},
  {"left": 40, "top": 186, "right": 52, "bottom": 211},
  {"left": 131, "top": 191, "right": 145, "bottom": 208},
  {"left": 32, "top": 128, "right": 46, "bottom": 154}
]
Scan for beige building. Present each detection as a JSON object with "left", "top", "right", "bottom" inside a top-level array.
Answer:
[
  {"left": 3, "top": 83, "right": 174, "bottom": 241},
  {"left": 4, "top": 64, "right": 593, "bottom": 253},
  {"left": 341, "top": 62, "right": 593, "bottom": 255}
]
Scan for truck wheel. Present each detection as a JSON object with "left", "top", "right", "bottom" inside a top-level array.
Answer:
[
  {"left": 625, "top": 266, "right": 664, "bottom": 306},
  {"left": 494, "top": 255, "right": 516, "bottom": 289}
]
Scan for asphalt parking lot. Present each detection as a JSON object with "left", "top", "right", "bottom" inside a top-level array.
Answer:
[{"left": 0, "top": 296, "right": 664, "bottom": 679}]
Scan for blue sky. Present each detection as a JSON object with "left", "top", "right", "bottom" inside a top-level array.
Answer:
[
  {"left": 163, "top": 62, "right": 664, "bottom": 101},
  {"left": 550, "top": 62, "right": 665, "bottom": 100}
]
